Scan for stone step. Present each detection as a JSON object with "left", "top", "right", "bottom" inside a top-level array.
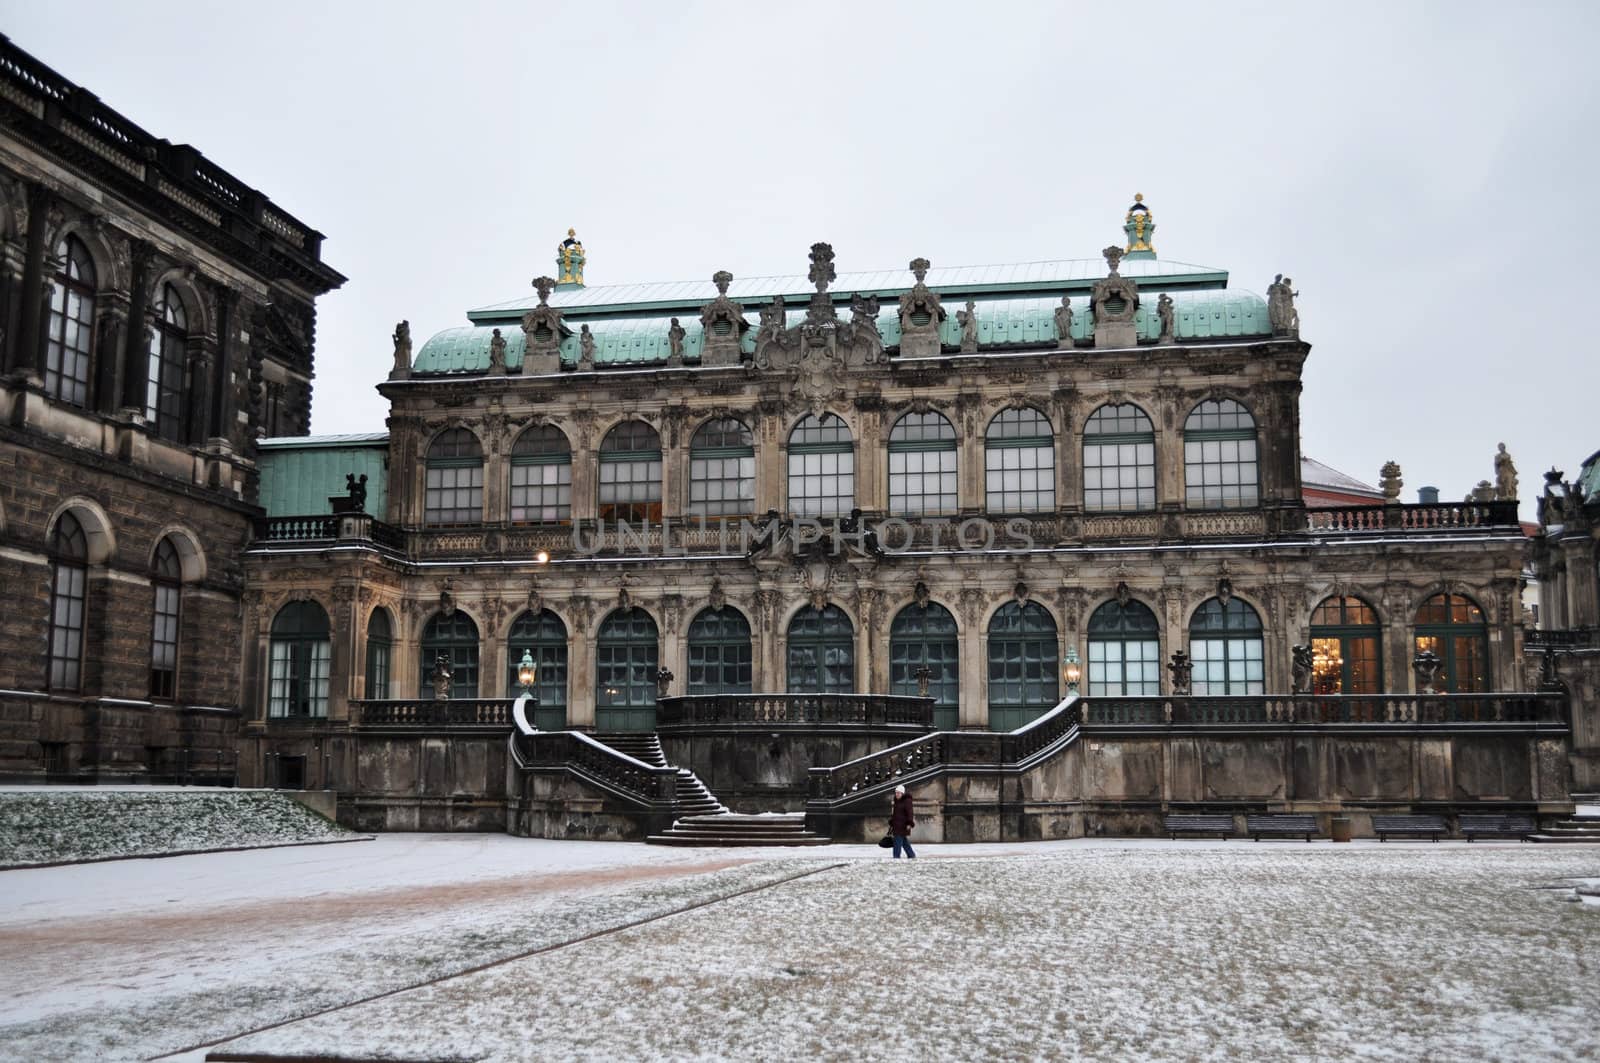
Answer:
[
  {"left": 1528, "top": 833, "right": 1600, "bottom": 843},
  {"left": 646, "top": 810, "right": 825, "bottom": 847},
  {"left": 645, "top": 834, "right": 832, "bottom": 847}
]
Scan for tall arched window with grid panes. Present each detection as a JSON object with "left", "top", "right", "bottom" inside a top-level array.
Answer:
[
  {"left": 786, "top": 605, "right": 855, "bottom": 694},
  {"left": 509, "top": 425, "right": 571, "bottom": 523},
  {"left": 47, "top": 512, "right": 89, "bottom": 692},
  {"left": 1413, "top": 593, "right": 1489, "bottom": 693},
  {"left": 365, "top": 608, "right": 393, "bottom": 700},
  {"left": 888, "top": 411, "right": 957, "bottom": 516},
  {"left": 688, "top": 418, "right": 755, "bottom": 517},
  {"left": 687, "top": 607, "right": 754, "bottom": 694},
  {"left": 1082, "top": 404, "right": 1155, "bottom": 511},
  {"left": 149, "top": 537, "right": 182, "bottom": 701},
  {"left": 889, "top": 602, "right": 959, "bottom": 729},
  {"left": 146, "top": 284, "right": 187, "bottom": 441},
  {"left": 1309, "top": 596, "right": 1382, "bottom": 694},
  {"left": 598, "top": 422, "right": 662, "bottom": 522},
  {"left": 1189, "top": 597, "right": 1265, "bottom": 695},
  {"left": 1087, "top": 599, "right": 1161, "bottom": 696},
  {"left": 595, "top": 609, "right": 659, "bottom": 731},
  {"left": 424, "top": 428, "right": 484, "bottom": 525},
  {"left": 45, "top": 235, "right": 96, "bottom": 407},
  {"left": 787, "top": 414, "right": 854, "bottom": 517},
  {"left": 1184, "top": 399, "right": 1258, "bottom": 509},
  {"left": 269, "top": 601, "right": 331, "bottom": 718},
  {"left": 986, "top": 602, "right": 1059, "bottom": 730},
  {"left": 506, "top": 609, "right": 567, "bottom": 730},
  {"left": 419, "top": 611, "right": 479, "bottom": 700},
  {"left": 985, "top": 407, "right": 1054, "bottom": 513}
]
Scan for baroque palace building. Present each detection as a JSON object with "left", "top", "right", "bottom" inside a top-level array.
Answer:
[
  {"left": 242, "top": 197, "right": 1541, "bottom": 810},
  {"left": 0, "top": 36, "right": 344, "bottom": 782}
]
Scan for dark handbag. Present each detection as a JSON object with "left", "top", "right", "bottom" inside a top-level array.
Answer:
[{"left": 878, "top": 833, "right": 894, "bottom": 848}]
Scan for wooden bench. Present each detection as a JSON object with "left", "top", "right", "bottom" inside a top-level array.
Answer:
[
  {"left": 1164, "top": 814, "right": 1234, "bottom": 840},
  {"left": 1460, "top": 814, "right": 1536, "bottom": 842},
  {"left": 1245, "top": 814, "right": 1317, "bottom": 841},
  {"left": 1373, "top": 814, "right": 1447, "bottom": 841}
]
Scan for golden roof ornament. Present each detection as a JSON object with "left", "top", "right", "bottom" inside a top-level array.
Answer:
[
  {"left": 1123, "top": 193, "right": 1157, "bottom": 259},
  {"left": 556, "top": 228, "right": 585, "bottom": 287}
]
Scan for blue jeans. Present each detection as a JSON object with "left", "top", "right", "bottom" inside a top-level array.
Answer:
[{"left": 892, "top": 834, "right": 916, "bottom": 859}]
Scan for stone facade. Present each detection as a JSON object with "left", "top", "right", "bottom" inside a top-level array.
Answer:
[{"left": 0, "top": 38, "right": 344, "bottom": 781}]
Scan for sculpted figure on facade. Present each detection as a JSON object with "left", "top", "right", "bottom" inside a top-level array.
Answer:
[
  {"left": 897, "top": 257, "right": 946, "bottom": 358},
  {"left": 521, "top": 276, "right": 565, "bottom": 373},
  {"left": 578, "top": 324, "right": 596, "bottom": 370},
  {"left": 753, "top": 294, "right": 789, "bottom": 369},
  {"left": 1267, "top": 273, "right": 1300, "bottom": 335},
  {"left": 389, "top": 320, "right": 411, "bottom": 380},
  {"left": 666, "top": 317, "right": 686, "bottom": 365},
  {"left": 848, "top": 293, "right": 884, "bottom": 364},
  {"left": 487, "top": 327, "right": 507, "bottom": 375},
  {"left": 1291, "top": 644, "right": 1313, "bottom": 694},
  {"left": 1054, "top": 296, "right": 1074, "bottom": 347},
  {"left": 1156, "top": 293, "right": 1175, "bottom": 344},
  {"left": 698, "top": 270, "right": 748, "bottom": 367},
  {"left": 956, "top": 300, "right": 979, "bottom": 352},
  {"left": 1494, "top": 443, "right": 1518, "bottom": 501}
]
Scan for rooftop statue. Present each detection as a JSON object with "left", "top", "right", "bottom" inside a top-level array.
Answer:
[
  {"left": 556, "top": 228, "right": 585, "bottom": 286},
  {"left": 488, "top": 328, "right": 507, "bottom": 374},
  {"left": 1495, "top": 443, "right": 1519, "bottom": 501},
  {"left": 578, "top": 323, "right": 596, "bottom": 369},
  {"left": 1157, "top": 293, "right": 1175, "bottom": 344},
  {"left": 956, "top": 300, "right": 979, "bottom": 352},
  {"left": 391, "top": 320, "right": 411, "bottom": 376},
  {"left": 1268, "top": 273, "right": 1300, "bottom": 335},
  {"left": 667, "top": 318, "right": 686, "bottom": 363}
]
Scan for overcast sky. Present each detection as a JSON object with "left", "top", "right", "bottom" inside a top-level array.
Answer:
[{"left": 5, "top": 0, "right": 1596, "bottom": 515}]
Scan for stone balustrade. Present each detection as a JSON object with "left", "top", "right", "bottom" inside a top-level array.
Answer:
[
  {"left": 656, "top": 693, "right": 934, "bottom": 729},
  {"left": 351, "top": 698, "right": 516, "bottom": 729}
]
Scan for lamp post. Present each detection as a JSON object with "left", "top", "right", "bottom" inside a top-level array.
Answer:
[
  {"left": 511, "top": 649, "right": 538, "bottom": 733},
  {"left": 1062, "top": 646, "right": 1081, "bottom": 696}
]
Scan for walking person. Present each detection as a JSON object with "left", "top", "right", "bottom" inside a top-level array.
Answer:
[{"left": 890, "top": 784, "right": 916, "bottom": 859}]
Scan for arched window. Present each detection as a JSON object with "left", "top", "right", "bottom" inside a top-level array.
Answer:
[
  {"left": 890, "top": 602, "right": 959, "bottom": 729},
  {"left": 507, "top": 609, "right": 567, "bottom": 729},
  {"left": 1414, "top": 593, "right": 1489, "bottom": 693},
  {"left": 888, "top": 411, "right": 957, "bottom": 516},
  {"left": 985, "top": 407, "right": 1054, "bottom": 513},
  {"left": 1184, "top": 399, "right": 1258, "bottom": 509},
  {"left": 687, "top": 606, "right": 753, "bottom": 694},
  {"left": 45, "top": 235, "right": 96, "bottom": 407},
  {"left": 688, "top": 418, "right": 755, "bottom": 517},
  {"left": 269, "top": 601, "right": 330, "bottom": 718},
  {"left": 1083, "top": 404, "right": 1155, "bottom": 512},
  {"left": 598, "top": 422, "right": 662, "bottom": 523},
  {"left": 509, "top": 425, "right": 571, "bottom": 523},
  {"left": 146, "top": 283, "right": 187, "bottom": 441},
  {"left": 987, "top": 601, "right": 1059, "bottom": 730},
  {"left": 149, "top": 537, "right": 182, "bottom": 700},
  {"left": 365, "top": 608, "right": 392, "bottom": 700},
  {"left": 595, "top": 609, "right": 659, "bottom": 731},
  {"left": 1310, "top": 596, "right": 1382, "bottom": 694},
  {"left": 786, "top": 605, "right": 855, "bottom": 694},
  {"left": 47, "top": 512, "right": 89, "bottom": 691},
  {"left": 1087, "top": 599, "right": 1160, "bottom": 696},
  {"left": 787, "top": 414, "right": 854, "bottom": 517},
  {"left": 1189, "top": 598, "right": 1264, "bottom": 695},
  {"left": 424, "top": 428, "right": 484, "bottom": 525},
  {"left": 419, "top": 611, "right": 479, "bottom": 699}
]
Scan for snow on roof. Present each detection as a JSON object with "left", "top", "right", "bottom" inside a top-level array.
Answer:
[{"left": 1302, "top": 455, "right": 1381, "bottom": 497}]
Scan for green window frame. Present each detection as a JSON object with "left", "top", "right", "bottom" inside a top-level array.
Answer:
[
  {"left": 1083, "top": 404, "right": 1156, "bottom": 512},
  {"left": 689, "top": 418, "right": 756, "bottom": 518},
  {"left": 889, "top": 602, "right": 959, "bottom": 729},
  {"left": 365, "top": 607, "right": 392, "bottom": 700},
  {"left": 986, "top": 601, "right": 1059, "bottom": 731},
  {"left": 1189, "top": 597, "right": 1264, "bottom": 695},
  {"left": 595, "top": 608, "right": 659, "bottom": 731},
  {"left": 507, "top": 608, "right": 568, "bottom": 730},
  {"left": 269, "top": 601, "right": 331, "bottom": 718},
  {"left": 419, "top": 611, "right": 480, "bottom": 699},
  {"left": 888, "top": 411, "right": 957, "bottom": 516},
  {"left": 1183, "top": 399, "right": 1258, "bottom": 510},
  {"left": 1087, "top": 599, "right": 1161, "bottom": 696},
  {"left": 1309, "top": 596, "right": 1382, "bottom": 694},
  {"left": 598, "top": 421, "right": 662, "bottom": 523},
  {"left": 687, "top": 606, "right": 754, "bottom": 694},
  {"left": 985, "top": 407, "right": 1055, "bottom": 514},
  {"left": 787, "top": 413, "right": 854, "bottom": 518},
  {"left": 1413, "top": 593, "right": 1489, "bottom": 693},
  {"left": 425, "top": 428, "right": 484, "bottom": 525},
  {"left": 509, "top": 425, "right": 572, "bottom": 523},
  {"left": 787, "top": 605, "right": 855, "bottom": 694}
]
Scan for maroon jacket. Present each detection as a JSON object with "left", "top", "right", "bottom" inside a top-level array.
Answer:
[{"left": 890, "top": 792, "right": 915, "bottom": 835}]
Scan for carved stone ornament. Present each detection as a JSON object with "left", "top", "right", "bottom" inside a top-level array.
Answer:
[
  {"left": 526, "top": 577, "right": 543, "bottom": 617},
  {"left": 698, "top": 270, "right": 749, "bottom": 367},
  {"left": 578, "top": 324, "right": 596, "bottom": 370},
  {"left": 1413, "top": 649, "right": 1443, "bottom": 695},
  {"left": 897, "top": 257, "right": 947, "bottom": 359},
  {"left": 1380, "top": 461, "right": 1403, "bottom": 500},
  {"left": 1013, "top": 580, "right": 1029, "bottom": 603},
  {"left": 1494, "top": 443, "right": 1519, "bottom": 501},
  {"left": 913, "top": 580, "right": 931, "bottom": 608},
  {"left": 430, "top": 654, "right": 453, "bottom": 701},
  {"left": 808, "top": 242, "right": 836, "bottom": 292},
  {"left": 1092, "top": 251, "right": 1140, "bottom": 348},
  {"left": 522, "top": 277, "right": 566, "bottom": 373},
  {"left": 752, "top": 294, "right": 788, "bottom": 370},
  {"left": 848, "top": 293, "right": 884, "bottom": 364},
  {"left": 438, "top": 578, "right": 456, "bottom": 617},
  {"left": 708, "top": 578, "right": 726, "bottom": 611},
  {"left": 389, "top": 320, "right": 412, "bottom": 380},
  {"left": 1115, "top": 581, "right": 1132, "bottom": 607},
  {"left": 1216, "top": 576, "right": 1233, "bottom": 604},
  {"left": 1291, "top": 644, "right": 1313, "bottom": 695},
  {"left": 1156, "top": 293, "right": 1176, "bottom": 344},
  {"left": 667, "top": 318, "right": 687, "bottom": 365},
  {"left": 1168, "top": 649, "right": 1193, "bottom": 695}
]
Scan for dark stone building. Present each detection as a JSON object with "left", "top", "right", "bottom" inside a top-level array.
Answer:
[{"left": 0, "top": 36, "right": 345, "bottom": 782}]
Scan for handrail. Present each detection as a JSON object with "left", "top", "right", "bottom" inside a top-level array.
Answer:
[
  {"left": 514, "top": 730, "right": 678, "bottom": 806},
  {"left": 352, "top": 699, "right": 515, "bottom": 728},
  {"left": 1525, "top": 628, "right": 1598, "bottom": 650},
  {"left": 1080, "top": 693, "right": 1568, "bottom": 726}
]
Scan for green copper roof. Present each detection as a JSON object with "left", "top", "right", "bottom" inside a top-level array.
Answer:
[
  {"left": 411, "top": 290, "right": 1269, "bottom": 375},
  {"left": 258, "top": 435, "right": 389, "bottom": 518},
  {"left": 465, "top": 257, "right": 1229, "bottom": 323}
]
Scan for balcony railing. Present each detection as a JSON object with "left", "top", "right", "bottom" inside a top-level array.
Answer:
[
  {"left": 656, "top": 693, "right": 934, "bottom": 729},
  {"left": 251, "top": 514, "right": 407, "bottom": 553},
  {"left": 1080, "top": 693, "right": 1568, "bottom": 726},
  {"left": 1305, "top": 500, "right": 1521, "bottom": 534},
  {"left": 513, "top": 730, "right": 679, "bottom": 806},
  {"left": 1525, "top": 628, "right": 1598, "bottom": 651},
  {"left": 351, "top": 699, "right": 516, "bottom": 729}
]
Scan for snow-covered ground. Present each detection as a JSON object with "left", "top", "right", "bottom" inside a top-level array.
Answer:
[
  {"left": 2, "top": 836, "right": 1598, "bottom": 1062},
  {"left": 0, "top": 788, "right": 350, "bottom": 867}
]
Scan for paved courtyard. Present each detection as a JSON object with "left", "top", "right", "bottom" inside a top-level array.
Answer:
[{"left": 2, "top": 836, "right": 1598, "bottom": 1061}]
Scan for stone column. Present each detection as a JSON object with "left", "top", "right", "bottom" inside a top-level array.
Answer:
[
  {"left": 854, "top": 402, "right": 884, "bottom": 514},
  {"left": 209, "top": 287, "right": 235, "bottom": 443},
  {"left": 1155, "top": 413, "right": 1182, "bottom": 510},
  {"left": 1161, "top": 592, "right": 1186, "bottom": 693},
  {"left": 328, "top": 587, "right": 359, "bottom": 721},
  {"left": 482, "top": 450, "right": 508, "bottom": 524},
  {"left": 120, "top": 241, "right": 154, "bottom": 412},
  {"left": 959, "top": 625, "right": 986, "bottom": 729},
  {"left": 1563, "top": 537, "right": 1598, "bottom": 634},
  {"left": 185, "top": 335, "right": 215, "bottom": 446},
  {"left": 957, "top": 411, "right": 983, "bottom": 514},
  {"left": 93, "top": 295, "right": 129, "bottom": 415},
  {"left": 565, "top": 603, "right": 595, "bottom": 729},
  {"left": 12, "top": 184, "right": 51, "bottom": 377}
]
